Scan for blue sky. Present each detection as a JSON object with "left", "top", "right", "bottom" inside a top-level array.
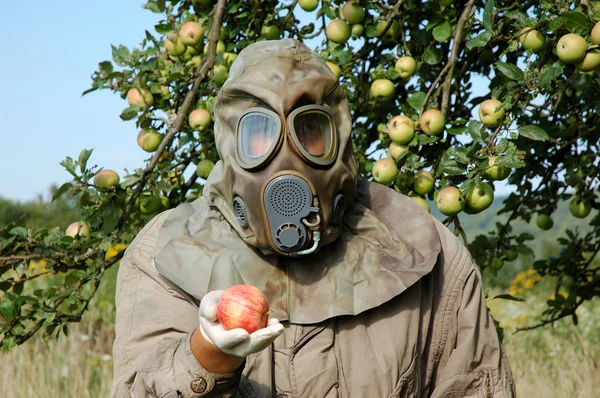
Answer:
[{"left": 0, "top": 1, "right": 162, "bottom": 202}]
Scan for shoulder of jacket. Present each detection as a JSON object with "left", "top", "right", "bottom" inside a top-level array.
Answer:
[{"left": 125, "top": 210, "right": 174, "bottom": 260}]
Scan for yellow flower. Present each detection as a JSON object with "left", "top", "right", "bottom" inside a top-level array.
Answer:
[{"left": 105, "top": 244, "right": 128, "bottom": 261}]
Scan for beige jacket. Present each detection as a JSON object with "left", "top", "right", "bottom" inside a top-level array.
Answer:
[{"left": 112, "top": 190, "right": 515, "bottom": 398}]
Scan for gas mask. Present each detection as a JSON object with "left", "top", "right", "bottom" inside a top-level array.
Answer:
[{"left": 209, "top": 39, "right": 358, "bottom": 257}]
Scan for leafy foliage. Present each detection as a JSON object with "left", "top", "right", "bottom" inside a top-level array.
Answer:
[{"left": 2, "top": 0, "right": 600, "bottom": 349}]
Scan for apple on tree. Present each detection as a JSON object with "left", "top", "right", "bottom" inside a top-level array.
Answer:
[
  {"left": 137, "top": 129, "right": 163, "bottom": 153},
  {"left": 394, "top": 56, "right": 417, "bottom": 79},
  {"left": 326, "top": 20, "right": 351, "bottom": 44},
  {"left": 139, "top": 191, "right": 163, "bottom": 215},
  {"left": 372, "top": 158, "right": 398, "bottom": 185},
  {"left": 413, "top": 170, "right": 434, "bottom": 195},
  {"left": 434, "top": 186, "right": 465, "bottom": 216},
  {"left": 419, "top": 109, "right": 445, "bottom": 136},
  {"left": 576, "top": 50, "right": 600, "bottom": 72},
  {"left": 478, "top": 99, "right": 505, "bottom": 128},
  {"left": 94, "top": 169, "right": 120, "bottom": 188},
  {"left": 410, "top": 196, "right": 430, "bottom": 212},
  {"left": 387, "top": 142, "right": 409, "bottom": 161},
  {"left": 325, "top": 61, "right": 342, "bottom": 78},
  {"left": 519, "top": 28, "right": 546, "bottom": 53},
  {"left": 189, "top": 108, "right": 212, "bottom": 131},
  {"left": 465, "top": 181, "right": 494, "bottom": 214},
  {"left": 65, "top": 221, "right": 91, "bottom": 239},
  {"left": 127, "top": 88, "right": 154, "bottom": 107},
  {"left": 536, "top": 214, "right": 554, "bottom": 230},
  {"left": 261, "top": 25, "right": 280, "bottom": 40},
  {"left": 164, "top": 34, "right": 187, "bottom": 57},
  {"left": 196, "top": 159, "right": 215, "bottom": 179},
  {"left": 213, "top": 64, "right": 229, "bottom": 87},
  {"left": 180, "top": 21, "right": 204, "bottom": 47},
  {"left": 370, "top": 79, "right": 395, "bottom": 101},
  {"left": 341, "top": 2, "right": 365, "bottom": 25},
  {"left": 216, "top": 284, "right": 270, "bottom": 334},
  {"left": 204, "top": 40, "right": 226, "bottom": 55},
  {"left": 299, "top": 0, "right": 319, "bottom": 12},
  {"left": 376, "top": 20, "right": 400, "bottom": 43},
  {"left": 556, "top": 33, "right": 588, "bottom": 64},
  {"left": 569, "top": 197, "right": 592, "bottom": 219},
  {"left": 483, "top": 156, "right": 510, "bottom": 181},
  {"left": 388, "top": 115, "right": 414, "bottom": 144},
  {"left": 351, "top": 24, "right": 364, "bottom": 38},
  {"left": 592, "top": 22, "right": 600, "bottom": 45}
]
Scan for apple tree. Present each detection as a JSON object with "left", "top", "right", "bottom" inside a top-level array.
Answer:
[{"left": 2, "top": 0, "right": 600, "bottom": 349}]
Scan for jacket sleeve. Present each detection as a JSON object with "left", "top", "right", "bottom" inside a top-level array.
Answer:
[
  {"left": 428, "top": 222, "right": 516, "bottom": 398},
  {"left": 111, "top": 212, "right": 244, "bottom": 398}
]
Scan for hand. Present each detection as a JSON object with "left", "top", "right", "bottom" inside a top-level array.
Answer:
[{"left": 198, "top": 290, "right": 284, "bottom": 357}]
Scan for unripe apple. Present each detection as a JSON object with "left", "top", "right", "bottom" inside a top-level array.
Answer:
[
  {"left": 341, "top": 2, "right": 365, "bottom": 25},
  {"left": 65, "top": 221, "right": 91, "bottom": 239},
  {"left": 216, "top": 284, "right": 270, "bottom": 334},
  {"left": 388, "top": 142, "right": 409, "bottom": 161},
  {"left": 139, "top": 191, "right": 163, "bottom": 215},
  {"left": 351, "top": 24, "right": 364, "bottom": 37},
  {"left": 536, "top": 214, "right": 553, "bottom": 230},
  {"left": 94, "top": 169, "right": 120, "bottom": 188},
  {"left": 137, "top": 129, "right": 163, "bottom": 153},
  {"left": 410, "top": 196, "right": 430, "bottom": 212},
  {"left": 388, "top": 115, "right": 414, "bottom": 144},
  {"left": 483, "top": 156, "right": 510, "bottom": 181},
  {"left": 326, "top": 20, "right": 351, "bottom": 44},
  {"left": 213, "top": 64, "right": 229, "bottom": 87},
  {"left": 370, "top": 79, "right": 395, "bottom": 101},
  {"left": 414, "top": 170, "right": 434, "bottom": 195},
  {"left": 435, "top": 186, "right": 465, "bottom": 216},
  {"left": 261, "top": 25, "right": 280, "bottom": 40},
  {"left": 465, "top": 181, "right": 494, "bottom": 213},
  {"left": 556, "top": 33, "right": 588, "bottom": 64},
  {"left": 196, "top": 159, "right": 215, "bottom": 179},
  {"left": 576, "top": 50, "right": 600, "bottom": 72},
  {"left": 569, "top": 197, "right": 592, "bottom": 218},
  {"left": 395, "top": 56, "right": 417, "bottom": 79},
  {"left": 223, "top": 52, "right": 238, "bottom": 66},
  {"left": 189, "top": 108, "right": 212, "bottom": 131},
  {"left": 204, "top": 40, "right": 226, "bottom": 54},
  {"left": 478, "top": 99, "right": 505, "bottom": 127},
  {"left": 419, "top": 109, "right": 445, "bottom": 135},
  {"left": 519, "top": 28, "right": 546, "bottom": 53},
  {"left": 592, "top": 22, "right": 600, "bottom": 45},
  {"left": 189, "top": 55, "right": 202, "bottom": 68},
  {"left": 326, "top": 61, "right": 342, "bottom": 78},
  {"left": 164, "top": 36, "right": 186, "bottom": 57},
  {"left": 376, "top": 20, "right": 400, "bottom": 43},
  {"left": 299, "top": 0, "right": 319, "bottom": 12},
  {"left": 180, "top": 21, "right": 204, "bottom": 47},
  {"left": 372, "top": 158, "right": 398, "bottom": 185},
  {"left": 127, "top": 88, "right": 154, "bottom": 107}
]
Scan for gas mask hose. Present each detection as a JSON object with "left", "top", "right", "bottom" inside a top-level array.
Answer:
[{"left": 293, "top": 231, "right": 321, "bottom": 256}]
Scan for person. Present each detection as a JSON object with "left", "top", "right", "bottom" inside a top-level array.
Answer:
[{"left": 111, "top": 39, "right": 516, "bottom": 398}]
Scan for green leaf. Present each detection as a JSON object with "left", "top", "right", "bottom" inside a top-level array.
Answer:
[
  {"left": 495, "top": 62, "right": 525, "bottom": 82},
  {"left": 537, "top": 61, "right": 564, "bottom": 86},
  {"left": 518, "top": 125, "right": 551, "bottom": 141},
  {"left": 468, "top": 120, "right": 484, "bottom": 143},
  {"left": 52, "top": 182, "right": 73, "bottom": 202},
  {"left": 466, "top": 30, "right": 492, "bottom": 50},
  {"left": 9, "top": 227, "right": 28, "bottom": 237},
  {"left": 440, "top": 151, "right": 464, "bottom": 176},
  {"left": 407, "top": 92, "right": 426, "bottom": 111},
  {"left": 423, "top": 46, "right": 442, "bottom": 65},
  {"left": 143, "top": 1, "right": 161, "bottom": 13},
  {"left": 120, "top": 105, "right": 140, "bottom": 121},
  {"left": 492, "top": 294, "right": 525, "bottom": 302},
  {"left": 483, "top": 0, "right": 495, "bottom": 31},
  {"left": 157, "top": 0, "right": 165, "bottom": 12},
  {"left": 2, "top": 336, "right": 16, "bottom": 351},
  {"left": 155, "top": 23, "right": 174, "bottom": 35},
  {"left": 0, "top": 300, "right": 16, "bottom": 322},
  {"left": 560, "top": 11, "right": 592, "bottom": 35},
  {"left": 447, "top": 126, "right": 467, "bottom": 135},
  {"left": 432, "top": 21, "right": 452, "bottom": 42},
  {"left": 98, "top": 61, "right": 113, "bottom": 75},
  {"left": 78, "top": 149, "right": 93, "bottom": 173},
  {"left": 111, "top": 44, "right": 132, "bottom": 67},
  {"left": 517, "top": 232, "right": 535, "bottom": 242}
]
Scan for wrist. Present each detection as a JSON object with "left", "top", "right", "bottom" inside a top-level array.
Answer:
[{"left": 191, "top": 327, "right": 245, "bottom": 374}]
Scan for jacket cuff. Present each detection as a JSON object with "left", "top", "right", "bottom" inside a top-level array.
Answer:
[{"left": 172, "top": 330, "right": 245, "bottom": 397}]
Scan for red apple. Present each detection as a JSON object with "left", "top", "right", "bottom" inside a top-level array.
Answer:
[
  {"left": 216, "top": 285, "right": 270, "bottom": 334},
  {"left": 94, "top": 169, "right": 120, "bottom": 188}
]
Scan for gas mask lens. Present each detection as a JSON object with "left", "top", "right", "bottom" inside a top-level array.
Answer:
[
  {"left": 236, "top": 108, "right": 282, "bottom": 169},
  {"left": 288, "top": 105, "right": 337, "bottom": 167}
]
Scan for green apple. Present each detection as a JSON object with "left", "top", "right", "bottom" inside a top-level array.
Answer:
[
  {"left": 299, "top": 0, "right": 319, "bottom": 12},
  {"left": 139, "top": 191, "right": 163, "bottom": 215},
  {"left": 223, "top": 52, "right": 238, "bottom": 66},
  {"left": 94, "top": 169, "right": 120, "bottom": 188},
  {"left": 556, "top": 33, "right": 588, "bottom": 64},
  {"left": 65, "top": 221, "right": 90, "bottom": 239},
  {"left": 189, "top": 108, "right": 212, "bottom": 131},
  {"left": 164, "top": 35, "right": 186, "bottom": 57},
  {"left": 414, "top": 170, "right": 434, "bottom": 195},
  {"left": 127, "top": 88, "right": 154, "bottom": 107},
  {"left": 536, "top": 214, "right": 553, "bottom": 230},
  {"left": 213, "top": 64, "right": 229, "bottom": 87},
  {"left": 569, "top": 197, "right": 592, "bottom": 218},
  {"left": 370, "top": 79, "right": 395, "bottom": 100},
  {"left": 593, "top": 22, "right": 600, "bottom": 45},
  {"left": 435, "top": 186, "right": 465, "bottom": 216},
  {"left": 326, "top": 19, "right": 351, "bottom": 44},
  {"left": 137, "top": 129, "right": 163, "bottom": 153},
  {"left": 372, "top": 158, "right": 398, "bottom": 185},
  {"left": 326, "top": 61, "right": 342, "bottom": 78},
  {"left": 410, "top": 196, "right": 430, "bottom": 212},
  {"left": 519, "top": 28, "right": 546, "bottom": 53},
  {"left": 483, "top": 156, "right": 510, "bottom": 181},
  {"left": 505, "top": 248, "right": 519, "bottom": 261},
  {"left": 465, "top": 181, "right": 494, "bottom": 213},
  {"left": 388, "top": 142, "right": 409, "bottom": 161},
  {"left": 188, "top": 55, "right": 202, "bottom": 68},
  {"left": 196, "top": 159, "right": 215, "bottom": 179},
  {"left": 419, "top": 109, "right": 445, "bottom": 135},
  {"left": 204, "top": 40, "right": 226, "bottom": 54},
  {"left": 576, "top": 49, "right": 600, "bottom": 72},
  {"left": 341, "top": 2, "right": 365, "bottom": 25},
  {"left": 261, "top": 24, "right": 280, "bottom": 40},
  {"left": 394, "top": 56, "right": 417, "bottom": 79},
  {"left": 376, "top": 20, "right": 400, "bottom": 43},
  {"left": 182, "top": 45, "right": 199, "bottom": 62},
  {"left": 351, "top": 24, "right": 364, "bottom": 37},
  {"left": 180, "top": 21, "right": 204, "bottom": 47},
  {"left": 478, "top": 99, "right": 505, "bottom": 127},
  {"left": 388, "top": 115, "right": 414, "bottom": 144}
]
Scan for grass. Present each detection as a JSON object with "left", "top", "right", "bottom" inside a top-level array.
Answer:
[{"left": 0, "top": 264, "right": 599, "bottom": 397}]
